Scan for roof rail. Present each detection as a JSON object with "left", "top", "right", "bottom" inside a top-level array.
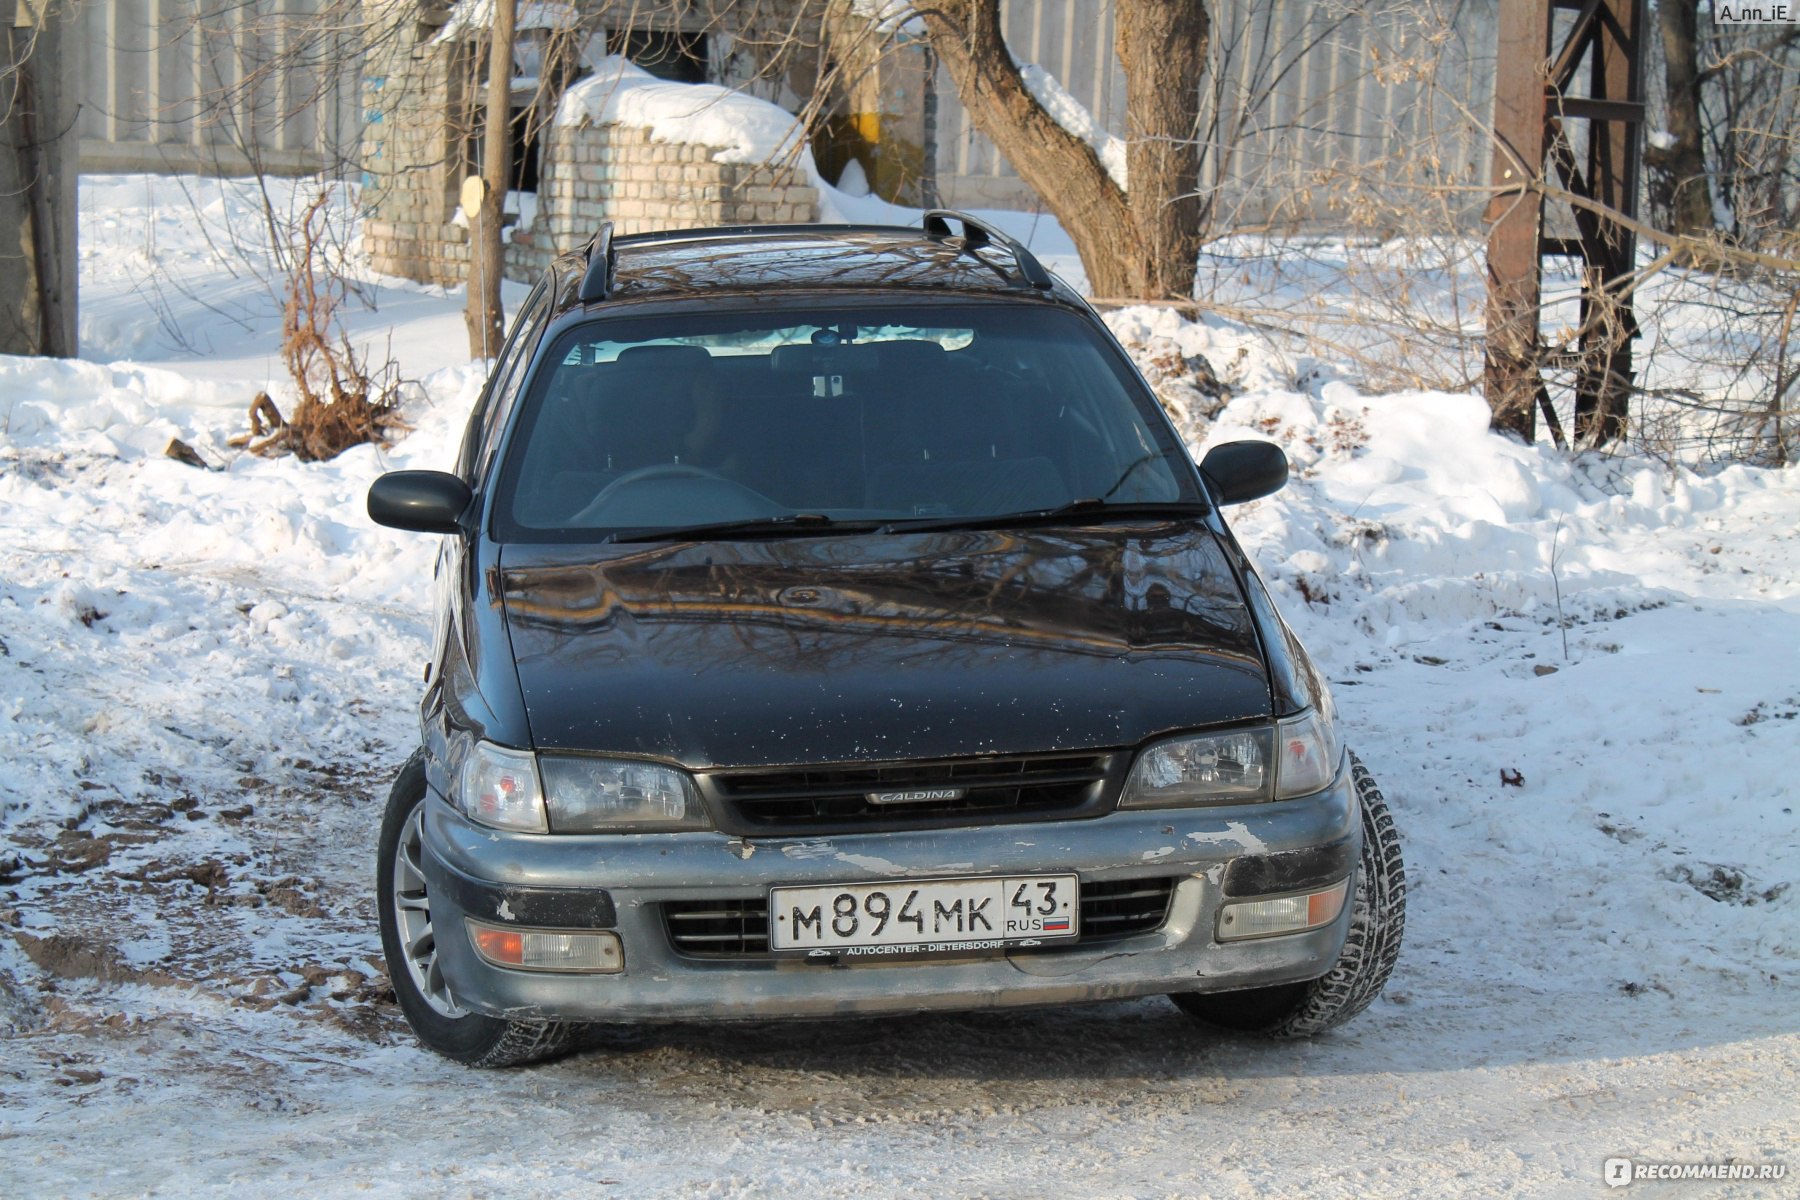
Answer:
[
  {"left": 577, "top": 222, "right": 616, "bottom": 303},
  {"left": 921, "top": 209, "right": 1054, "bottom": 290}
]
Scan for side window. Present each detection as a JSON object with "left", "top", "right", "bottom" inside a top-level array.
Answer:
[{"left": 455, "top": 280, "right": 553, "bottom": 484}]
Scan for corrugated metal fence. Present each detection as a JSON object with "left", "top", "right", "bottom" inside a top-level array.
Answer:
[
  {"left": 75, "top": 0, "right": 1499, "bottom": 230},
  {"left": 77, "top": 0, "right": 360, "bottom": 176},
  {"left": 933, "top": 0, "right": 1500, "bottom": 227}
]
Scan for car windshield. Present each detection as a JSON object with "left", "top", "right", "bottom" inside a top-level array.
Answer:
[{"left": 492, "top": 303, "right": 1200, "bottom": 542}]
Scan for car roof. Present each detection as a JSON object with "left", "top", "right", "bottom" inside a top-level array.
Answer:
[{"left": 545, "top": 222, "right": 1086, "bottom": 313}]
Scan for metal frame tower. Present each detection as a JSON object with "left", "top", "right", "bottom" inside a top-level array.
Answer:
[{"left": 1484, "top": 0, "right": 1648, "bottom": 446}]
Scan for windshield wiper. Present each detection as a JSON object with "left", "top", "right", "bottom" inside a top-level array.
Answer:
[
  {"left": 606, "top": 513, "right": 882, "bottom": 544},
  {"left": 605, "top": 493, "right": 1210, "bottom": 543},
  {"left": 880, "top": 498, "right": 1209, "bottom": 535}
]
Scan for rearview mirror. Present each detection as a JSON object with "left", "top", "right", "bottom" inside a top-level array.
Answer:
[
  {"left": 368, "top": 470, "right": 473, "bottom": 534},
  {"left": 1199, "top": 440, "right": 1288, "bottom": 506}
]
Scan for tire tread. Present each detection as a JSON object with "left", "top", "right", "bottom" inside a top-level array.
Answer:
[
  {"left": 1172, "top": 750, "right": 1406, "bottom": 1038},
  {"left": 1258, "top": 752, "right": 1406, "bottom": 1038},
  {"left": 467, "top": 1018, "right": 581, "bottom": 1068}
]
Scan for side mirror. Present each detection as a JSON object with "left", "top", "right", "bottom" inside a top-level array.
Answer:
[
  {"left": 368, "top": 470, "right": 473, "bottom": 534},
  {"left": 1199, "top": 440, "right": 1288, "bottom": 506}
]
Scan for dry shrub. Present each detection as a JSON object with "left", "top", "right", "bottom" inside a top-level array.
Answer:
[{"left": 237, "top": 192, "right": 409, "bottom": 461}]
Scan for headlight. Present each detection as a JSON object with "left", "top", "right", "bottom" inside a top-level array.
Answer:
[
  {"left": 1120, "top": 709, "right": 1342, "bottom": 808},
  {"left": 454, "top": 738, "right": 548, "bottom": 832},
  {"left": 1120, "top": 727, "right": 1275, "bottom": 807},
  {"left": 538, "top": 756, "right": 709, "bottom": 832}
]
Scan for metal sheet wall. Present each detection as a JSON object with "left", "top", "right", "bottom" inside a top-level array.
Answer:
[
  {"left": 77, "top": 0, "right": 1499, "bottom": 223},
  {"left": 932, "top": 0, "right": 1500, "bottom": 228},
  {"left": 77, "top": 0, "right": 361, "bottom": 176}
]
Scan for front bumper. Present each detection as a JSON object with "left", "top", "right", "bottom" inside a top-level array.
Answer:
[{"left": 418, "top": 769, "right": 1359, "bottom": 1023}]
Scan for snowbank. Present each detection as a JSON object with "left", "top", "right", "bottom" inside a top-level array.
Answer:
[
  {"left": 0, "top": 357, "right": 229, "bottom": 460},
  {"left": 1106, "top": 302, "right": 1798, "bottom": 646},
  {"left": 0, "top": 328, "right": 486, "bottom": 831},
  {"left": 556, "top": 57, "right": 812, "bottom": 169}
]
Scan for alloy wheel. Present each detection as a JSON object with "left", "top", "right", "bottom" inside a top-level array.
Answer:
[{"left": 390, "top": 804, "right": 466, "bottom": 1018}]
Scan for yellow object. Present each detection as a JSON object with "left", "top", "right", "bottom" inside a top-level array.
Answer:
[{"left": 459, "top": 175, "right": 487, "bottom": 221}]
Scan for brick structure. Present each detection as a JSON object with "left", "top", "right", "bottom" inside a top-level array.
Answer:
[
  {"left": 357, "top": 5, "right": 478, "bottom": 288},
  {"left": 506, "top": 122, "right": 818, "bottom": 278},
  {"left": 359, "top": 5, "right": 818, "bottom": 288}
]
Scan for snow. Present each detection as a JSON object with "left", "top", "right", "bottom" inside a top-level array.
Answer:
[
  {"left": 849, "top": 0, "right": 924, "bottom": 34},
  {"left": 1, "top": 174, "right": 1797, "bottom": 1195},
  {"left": 507, "top": 189, "right": 538, "bottom": 243},
  {"left": 834, "top": 158, "right": 872, "bottom": 198},
  {"left": 1017, "top": 61, "right": 1128, "bottom": 190},
  {"left": 429, "top": 0, "right": 580, "bottom": 43},
  {"left": 556, "top": 57, "right": 811, "bottom": 168}
]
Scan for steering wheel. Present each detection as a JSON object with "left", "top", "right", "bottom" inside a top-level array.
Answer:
[{"left": 570, "top": 463, "right": 780, "bottom": 527}]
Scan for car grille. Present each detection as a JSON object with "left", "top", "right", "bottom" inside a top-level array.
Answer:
[
  {"left": 700, "top": 751, "right": 1117, "bottom": 835},
  {"left": 663, "top": 899, "right": 773, "bottom": 957},
  {"left": 1078, "top": 876, "right": 1179, "bottom": 939},
  {"left": 663, "top": 876, "right": 1178, "bottom": 959}
]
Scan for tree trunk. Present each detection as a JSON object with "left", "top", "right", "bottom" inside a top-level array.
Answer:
[
  {"left": 1, "top": 0, "right": 79, "bottom": 357},
  {"left": 918, "top": 0, "right": 1209, "bottom": 301},
  {"left": 464, "top": 0, "right": 516, "bottom": 358},
  {"left": 1118, "top": 0, "right": 1207, "bottom": 300},
  {"left": 1651, "top": 0, "right": 1714, "bottom": 241}
]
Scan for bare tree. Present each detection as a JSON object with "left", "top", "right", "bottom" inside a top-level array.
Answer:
[
  {"left": 915, "top": 0, "right": 1209, "bottom": 301},
  {"left": 1647, "top": 2, "right": 1798, "bottom": 251},
  {"left": 1651, "top": 0, "right": 1713, "bottom": 241}
]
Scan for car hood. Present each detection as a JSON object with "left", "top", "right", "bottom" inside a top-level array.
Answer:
[{"left": 498, "top": 523, "right": 1270, "bottom": 768}]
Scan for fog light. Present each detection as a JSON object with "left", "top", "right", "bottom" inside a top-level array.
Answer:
[
  {"left": 467, "top": 920, "right": 623, "bottom": 973},
  {"left": 1217, "top": 879, "right": 1349, "bottom": 942}
]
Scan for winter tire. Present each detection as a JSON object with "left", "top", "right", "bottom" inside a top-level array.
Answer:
[
  {"left": 377, "top": 750, "right": 578, "bottom": 1067},
  {"left": 1171, "top": 751, "right": 1405, "bottom": 1037}
]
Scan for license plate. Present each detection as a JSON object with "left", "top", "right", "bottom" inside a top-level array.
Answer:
[{"left": 768, "top": 874, "right": 1079, "bottom": 958}]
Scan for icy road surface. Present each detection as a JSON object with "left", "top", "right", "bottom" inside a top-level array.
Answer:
[{"left": 0, "top": 177, "right": 1795, "bottom": 1198}]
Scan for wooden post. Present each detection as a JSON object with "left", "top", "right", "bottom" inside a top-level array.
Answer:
[
  {"left": 464, "top": 0, "right": 515, "bottom": 359},
  {"left": 1483, "top": 0, "right": 1551, "bottom": 441},
  {"left": 1571, "top": 0, "right": 1644, "bottom": 445},
  {"left": 1485, "top": 0, "right": 1646, "bottom": 446}
]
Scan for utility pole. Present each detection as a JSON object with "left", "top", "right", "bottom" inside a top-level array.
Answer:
[{"left": 1, "top": 0, "right": 80, "bottom": 357}]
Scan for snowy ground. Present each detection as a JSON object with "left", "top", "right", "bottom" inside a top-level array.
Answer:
[{"left": 0, "top": 177, "right": 1795, "bottom": 1198}]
